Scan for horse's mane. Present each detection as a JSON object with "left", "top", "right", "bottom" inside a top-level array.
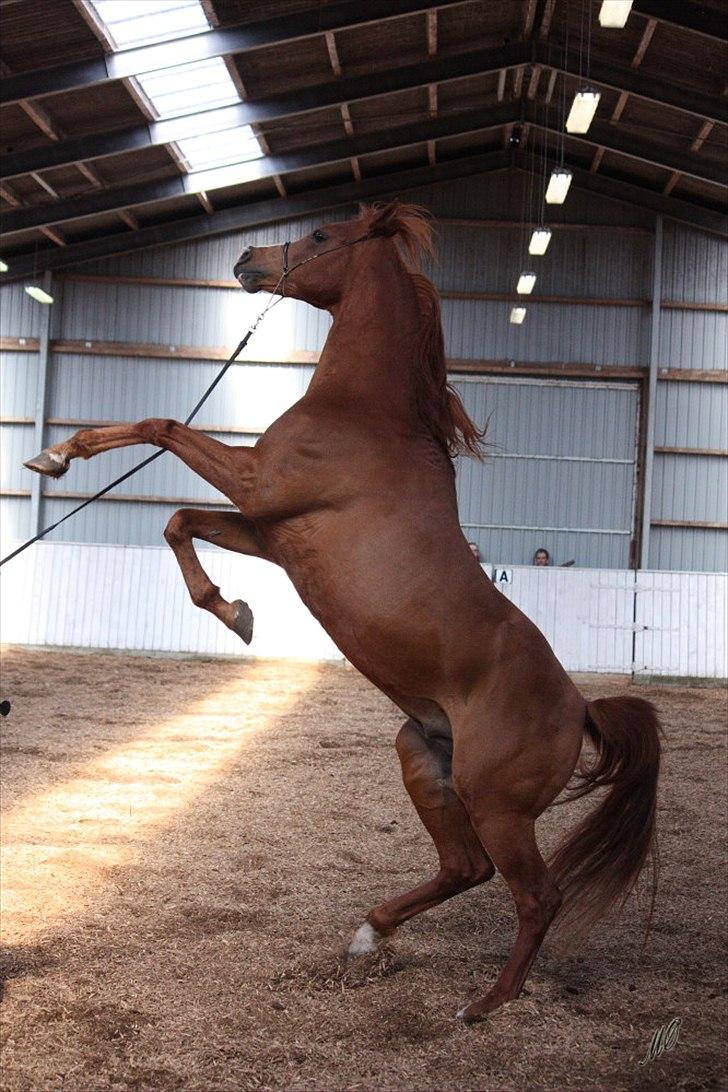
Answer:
[{"left": 358, "top": 201, "right": 487, "bottom": 461}]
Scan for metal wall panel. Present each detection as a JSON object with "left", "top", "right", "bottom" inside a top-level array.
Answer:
[
  {"left": 659, "top": 310, "right": 727, "bottom": 371},
  {"left": 0, "top": 280, "right": 42, "bottom": 338},
  {"left": 655, "top": 381, "right": 727, "bottom": 449},
  {"left": 40, "top": 497, "right": 191, "bottom": 549},
  {"left": 662, "top": 224, "right": 728, "bottom": 306},
  {"left": 0, "top": 424, "right": 37, "bottom": 492},
  {"left": 435, "top": 224, "right": 649, "bottom": 299},
  {"left": 48, "top": 354, "right": 315, "bottom": 430},
  {"left": 649, "top": 526, "right": 728, "bottom": 574},
  {"left": 0, "top": 350, "right": 41, "bottom": 417},
  {"left": 442, "top": 299, "right": 649, "bottom": 364},
  {"left": 652, "top": 454, "right": 728, "bottom": 523},
  {"left": 0, "top": 496, "right": 31, "bottom": 552},
  {"left": 451, "top": 376, "right": 639, "bottom": 568},
  {"left": 59, "top": 280, "right": 332, "bottom": 357}
]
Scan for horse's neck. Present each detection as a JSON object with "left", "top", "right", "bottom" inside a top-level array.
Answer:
[{"left": 308, "top": 254, "right": 422, "bottom": 412}]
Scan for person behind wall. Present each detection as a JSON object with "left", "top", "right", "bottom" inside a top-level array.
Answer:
[
  {"left": 468, "top": 542, "right": 482, "bottom": 562},
  {"left": 533, "top": 547, "right": 550, "bottom": 566}
]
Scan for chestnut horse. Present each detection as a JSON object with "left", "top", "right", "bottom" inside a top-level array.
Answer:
[{"left": 25, "top": 202, "right": 660, "bottom": 1021}]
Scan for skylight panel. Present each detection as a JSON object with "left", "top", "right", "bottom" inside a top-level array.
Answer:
[
  {"left": 136, "top": 58, "right": 240, "bottom": 119},
  {"left": 89, "top": 0, "right": 207, "bottom": 50},
  {"left": 85, "top": 0, "right": 265, "bottom": 176},
  {"left": 177, "top": 126, "right": 263, "bottom": 172}
]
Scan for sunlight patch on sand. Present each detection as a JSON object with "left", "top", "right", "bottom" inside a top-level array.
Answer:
[{"left": 1, "top": 661, "right": 320, "bottom": 943}]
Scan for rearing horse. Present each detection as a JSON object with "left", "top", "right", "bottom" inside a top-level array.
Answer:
[{"left": 25, "top": 202, "right": 661, "bottom": 1021}]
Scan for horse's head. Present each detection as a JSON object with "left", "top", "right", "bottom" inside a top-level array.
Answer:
[{"left": 233, "top": 201, "right": 434, "bottom": 309}]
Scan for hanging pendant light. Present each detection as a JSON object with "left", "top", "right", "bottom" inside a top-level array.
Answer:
[
  {"left": 599, "top": 1, "right": 633, "bottom": 28},
  {"left": 566, "top": 89, "right": 601, "bottom": 134},
  {"left": 25, "top": 285, "right": 54, "bottom": 305},
  {"left": 509, "top": 307, "right": 527, "bottom": 324},
  {"left": 528, "top": 228, "right": 552, "bottom": 255},
  {"left": 545, "top": 167, "right": 573, "bottom": 204}
]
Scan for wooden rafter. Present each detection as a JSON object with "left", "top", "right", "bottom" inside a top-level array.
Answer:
[
  {"left": 611, "top": 91, "right": 629, "bottom": 124},
  {"left": 426, "top": 9, "right": 437, "bottom": 56},
  {"left": 324, "top": 31, "right": 342, "bottom": 78},
  {"left": 631, "top": 18, "right": 658, "bottom": 68},
  {"left": 526, "top": 65, "right": 541, "bottom": 100}
]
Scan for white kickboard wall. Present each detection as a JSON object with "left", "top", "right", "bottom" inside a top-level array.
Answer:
[{"left": 1, "top": 542, "right": 726, "bottom": 679}]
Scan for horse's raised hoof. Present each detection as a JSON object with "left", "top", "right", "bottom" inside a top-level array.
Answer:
[
  {"left": 231, "top": 599, "right": 254, "bottom": 644},
  {"left": 345, "top": 921, "right": 383, "bottom": 962},
  {"left": 24, "top": 450, "right": 69, "bottom": 478}
]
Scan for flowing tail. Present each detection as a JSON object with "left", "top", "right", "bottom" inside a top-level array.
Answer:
[{"left": 549, "top": 696, "right": 662, "bottom": 946}]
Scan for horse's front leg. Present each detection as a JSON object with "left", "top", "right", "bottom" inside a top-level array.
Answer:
[
  {"left": 163, "top": 508, "right": 273, "bottom": 644},
  {"left": 24, "top": 418, "right": 255, "bottom": 501}
]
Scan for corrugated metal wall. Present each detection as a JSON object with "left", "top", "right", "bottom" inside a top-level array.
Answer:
[
  {"left": 1, "top": 172, "right": 725, "bottom": 569},
  {"left": 452, "top": 377, "right": 639, "bottom": 567},
  {"left": 650, "top": 224, "right": 728, "bottom": 571}
]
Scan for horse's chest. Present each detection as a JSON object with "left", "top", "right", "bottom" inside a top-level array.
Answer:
[{"left": 245, "top": 429, "right": 339, "bottom": 520}]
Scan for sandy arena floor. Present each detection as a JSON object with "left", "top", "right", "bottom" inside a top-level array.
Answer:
[{"left": 0, "top": 647, "right": 726, "bottom": 1091}]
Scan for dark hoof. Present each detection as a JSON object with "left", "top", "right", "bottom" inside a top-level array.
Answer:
[
  {"left": 231, "top": 600, "right": 254, "bottom": 644},
  {"left": 24, "top": 451, "right": 69, "bottom": 478}
]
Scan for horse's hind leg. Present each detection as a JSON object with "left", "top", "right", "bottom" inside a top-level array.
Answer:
[
  {"left": 453, "top": 807, "right": 561, "bottom": 1022},
  {"left": 347, "top": 719, "right": 494, "bottom": 958},
  {"left": 163, "top": 509, "right": 272, "bottom": 644}
]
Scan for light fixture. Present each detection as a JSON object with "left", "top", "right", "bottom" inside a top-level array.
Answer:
[
  {"left": 516, "top": 273, "right": 537, "bottom": 295},
  {"left": 510, "top": 307, "right": 527, "bottom": 324},
  {"left": 566, "top": 89, "right": 601, "bottom": 134},
  {"left": 545, "top": 167, "right": 573, "bottom": 204},
  {"left": 0, "top": 259, "right": 8, "bottom": 273},
  {"left": 25, "top": 285, "right": 54, "bottom": 305},
  {"left": 598, "top": 0, "right": 633, "bottom": 28},
  {"left": 528, "top": 228, "right": 552, "bottom": 255}
]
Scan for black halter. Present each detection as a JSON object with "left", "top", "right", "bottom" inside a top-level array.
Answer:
[{"left": 278, "top": 231, "right": 372, "bottom": 297}]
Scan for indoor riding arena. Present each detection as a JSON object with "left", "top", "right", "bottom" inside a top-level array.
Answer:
[{"left": 0, "top": 3, "right": 726, "bottom": 1091}]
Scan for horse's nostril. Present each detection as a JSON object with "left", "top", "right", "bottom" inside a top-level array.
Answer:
[{"left": 234, "top": 248, "right": 252, "bottom": 274}]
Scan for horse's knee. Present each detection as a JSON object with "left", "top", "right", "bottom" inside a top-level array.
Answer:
[
  {"left": 163, "top": 509, "right": 192, "bottom": 547},
  {"left": 140, "top": 417, "right": 177, "bottom": 446}
]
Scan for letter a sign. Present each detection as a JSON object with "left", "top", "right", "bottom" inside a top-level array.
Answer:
[{"left": 493, "top": 568, "right": 513, "bottom": 587}]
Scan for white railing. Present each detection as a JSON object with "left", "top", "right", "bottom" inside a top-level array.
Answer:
[{"left": 1, "top": 543, "right": 726, "bottom": 679}]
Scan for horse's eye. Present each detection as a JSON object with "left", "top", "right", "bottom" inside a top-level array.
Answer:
[{"left": 313, "top": 230, "right": 327, "bottom": 243}]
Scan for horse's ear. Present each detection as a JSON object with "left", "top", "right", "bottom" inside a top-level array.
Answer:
[{"left": 362, "top": 200, "right": 401, "bottom": 238}]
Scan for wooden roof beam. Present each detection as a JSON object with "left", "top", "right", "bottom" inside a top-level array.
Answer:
[
  {"left": 0, "top": 0, "right": 465, "bottom": 105},
  {"left": 2, "top": 42, "right": 531, "bottom": 180},
  {"left": 4, "top": 100, "right": 725, "bottom": 238}
]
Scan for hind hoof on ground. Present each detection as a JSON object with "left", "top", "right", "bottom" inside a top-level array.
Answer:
[
  {"left": 231, "top": 600, "right": 254, "bottom": 644},
  {"left": 24, "top": 451, "right": 69, "bottom": 478}
]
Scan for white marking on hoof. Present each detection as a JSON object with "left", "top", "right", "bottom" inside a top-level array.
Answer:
[
  {"left": 347, "top": 922, "right": 381, "bottom": 958},
  {"left": 46, "top": 451, "right": 65, "bottom": 466},
  {"left": 456, "top": 1006, "right": 468, "bottom": 1020}
]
